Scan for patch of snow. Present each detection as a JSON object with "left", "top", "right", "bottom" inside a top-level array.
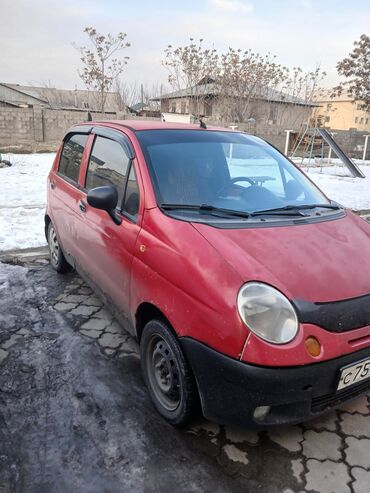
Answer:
[
  {"left": 302, "top": 165, "right": 370, "bottom": 211},
  {"left": 222, "top": 444, "right": 249, "bottom": 464},
  {"left": 0, "top": 153, "right": 55, "bottom": 251}
]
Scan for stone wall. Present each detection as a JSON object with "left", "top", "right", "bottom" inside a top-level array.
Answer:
[
  {"left": 0, "top": 107, "right": 126, "bottom": 152},
  {"left": 0, "top": 106, "right": 368, "bottom": 159}
]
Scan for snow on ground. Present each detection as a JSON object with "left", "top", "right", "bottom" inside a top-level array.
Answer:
[
  {"left": 304, "top": 164, "right": 370, "bottom": 211},
  {"left": 0, "top": 153, "right": 55, "bottom": 251},
  {"left": 0, "top": 153, "right": 369, "bottom": 252}
]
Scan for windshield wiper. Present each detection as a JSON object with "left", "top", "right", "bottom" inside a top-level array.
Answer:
[
  {"left": 251, "top": 203, "right": 341, "bottom": 217},
  {"left": 160, "top": 203, "right": 251, "bottom": 219}
]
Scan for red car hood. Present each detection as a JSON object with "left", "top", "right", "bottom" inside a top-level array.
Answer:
[{"left": 192, "top": 212, "right": 370, "bottom": 303}]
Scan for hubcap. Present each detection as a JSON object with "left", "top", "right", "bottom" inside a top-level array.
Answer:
[
  {"left": 48, "top": 225, "right": 60, "bottom": 267},
  {"left": 146, "top": 334, "right": 181, "bottom": 411}
]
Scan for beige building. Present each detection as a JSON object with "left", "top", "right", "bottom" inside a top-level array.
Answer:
[
  {"left": 313, "top": 90, "right": 370, "bottom": 131},
  {"left": 153, "top": 80, "right": 316, "bottom": 128}
]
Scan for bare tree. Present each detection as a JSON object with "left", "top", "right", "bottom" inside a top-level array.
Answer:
[
  {"left": 217, "top": 48, "right": 288, "bottom": 122},
  {"left": 75, "top": 27, "right": 130, "bottom": 113},
  {"left": 163, "top": 39, "right": 219, "bottom": 116},
  {"left": 114, "top": 79, "right": 139, "bottom": 110},
  {"left": 274, "top": 66, "right": 326, "bottom": 128},
  {"left": 334, "top": 34, "right": 370, "bottom": 110}
]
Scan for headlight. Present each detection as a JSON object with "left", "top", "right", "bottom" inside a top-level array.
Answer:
[{"left": 237, "top": 282, "right": 298, "bottom": 344}]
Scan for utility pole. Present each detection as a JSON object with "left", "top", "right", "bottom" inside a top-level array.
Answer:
[
  {"left": 363, "top": 135, "right": 370, "bottom": 161},
  {"left": 284, "top": 130, "right": 293, "bottom": 156},
  {"left": 327, "top": 132, "right": 336, "bottom": 163},
  {"left": 141, "top": 83, "right": 144, "bottom": 110}
]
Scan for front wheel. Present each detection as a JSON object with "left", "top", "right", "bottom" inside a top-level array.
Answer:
[
  {"left": 140, "top": 319, "right": 199, "bottom": 426},
  {"left": 47, "top": 222, "right": 71, "bottom": 273}
]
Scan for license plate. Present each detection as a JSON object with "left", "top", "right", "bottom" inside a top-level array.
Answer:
[{"left": 337, "top": 357, "right": 370, "bottom": 390}]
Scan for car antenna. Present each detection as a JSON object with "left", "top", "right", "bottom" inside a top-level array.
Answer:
[{"left": 199, "top": 117, "right": 207, "bottom": 129}]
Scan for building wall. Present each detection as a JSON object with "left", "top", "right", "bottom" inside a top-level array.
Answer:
[
  {"left": 160, "top": 96, "right": 313, "bottom": 129},
  {"left": 313, "top": 99, "right": 370, "bottom": 131}
]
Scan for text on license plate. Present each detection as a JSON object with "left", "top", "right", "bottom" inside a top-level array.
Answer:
[{"left": 337, "top": 357, "right": 370, "bottom": 390}]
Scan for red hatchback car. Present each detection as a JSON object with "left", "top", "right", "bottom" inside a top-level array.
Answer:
[{"left": 46, "top": 120, "right": 370, "bottom": 428}]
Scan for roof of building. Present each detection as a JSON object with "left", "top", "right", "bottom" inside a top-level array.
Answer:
[
  {"left": 129, "top": 102, "right": 159, "bottom": 113},
  {"left": 313, "top": 89, "right": 357, "bottom": 103},
  {"left": 0, "top": 83, "right": 122, "bottom": 112},
  {"left": 153, "top": 82, "right": 316, "bottom": 106},
  {"left": 130, "top": 102, "right": 149, "bottom": 112}
]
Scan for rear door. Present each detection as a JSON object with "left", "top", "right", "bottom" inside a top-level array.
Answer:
[
  {"left": 49, "top": 131, "right": 90, "bottom": 261},
  {"left": 75, "top": 127, "right": 142, "bottom": 317}
]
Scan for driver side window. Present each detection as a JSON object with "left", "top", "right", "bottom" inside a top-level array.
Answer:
[{"left": 85, "top": 136, "right": 129, "bottom": 207}]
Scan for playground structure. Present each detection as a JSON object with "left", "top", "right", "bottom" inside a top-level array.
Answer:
[{"left": 286, "top": 126, "right": 366, "bottom": 178}]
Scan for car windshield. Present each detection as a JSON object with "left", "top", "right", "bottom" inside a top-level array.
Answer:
[{"left": 136, "top": 129, "right": 330, "bottom": 216}]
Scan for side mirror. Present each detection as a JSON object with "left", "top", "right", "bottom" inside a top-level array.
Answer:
[{"left": 87, "top": 186, "right": 122, "bottom": 225}]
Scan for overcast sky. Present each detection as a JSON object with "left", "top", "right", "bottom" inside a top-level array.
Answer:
[{"left": 1, "top": 0, "right": 369, "bottom": 94}]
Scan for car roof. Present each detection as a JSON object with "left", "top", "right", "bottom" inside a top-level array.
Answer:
[{"left": 74, "top": 119, "right": 235, "bottom": 132}]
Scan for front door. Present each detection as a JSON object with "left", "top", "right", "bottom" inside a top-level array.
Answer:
[{"left": 75, "top": 130, "right": 142, "bottom": 318}]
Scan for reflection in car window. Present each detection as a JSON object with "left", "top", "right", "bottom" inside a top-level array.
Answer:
[
  {"left": 122, "top": 166, "right": 140, "bottom": 221},
  {"left": 85, "top": 136, "right": 129, "bottom": 206},
  {"left": 59, "top": 134, "right": 88, "bottom": 183},
  {"left": 137, "top": 130, "right": 328, "bottom": 214}
]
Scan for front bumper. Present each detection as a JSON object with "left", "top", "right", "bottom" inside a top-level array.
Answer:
[{"left": 180, "top": 337, "right": 370, "bottom": 429}]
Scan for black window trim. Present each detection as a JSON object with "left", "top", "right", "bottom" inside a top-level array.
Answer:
[
  {"left": 91, "top": 127, "right": 135, "bottom": 160},
  {"left": 63, "top": 125, "right": 93, "bottom": 140}
]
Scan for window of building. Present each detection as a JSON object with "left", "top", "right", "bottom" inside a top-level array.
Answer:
[
  {"left": 59, "top": 133, "right": 88, "bottom": 183},
  {"left": 122, "top": 166, "right": 140, "bottom": 221},
  {"left": 360, "top": 117, "right": 364, "bottom": 124},
  {"left": 326, "top": 103, "right": 332, "bottom": 110},
  {"left": 171, "top": 102, "right": 177, "bottom": 113},
  {"left": 268, "top": 105, "right": 277, "bottom": 123},
  {"left": 181, "top": 101, "right": 186, "bottom": 114},
  {"left": 204, "top": 100, "right": 213, "bottom": 116},
  {"left": 355, "top": 117, "right": 359, "bottom": 124},
  {"left": 366, "top": 118, "right": 369, "bottom": 125},
  {"left": 325, "top": 116, "right": 330, "bottom": 122},
  {"left": 357, "top": 103, "right": 364, "bottom": 111},
  {"left": 85, "top": 136, "right": 130, "bottom": 207}
]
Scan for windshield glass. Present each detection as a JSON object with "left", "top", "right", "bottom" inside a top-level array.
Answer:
[{"left": 136, "top": 130, "right": 329, "bottom": 214}]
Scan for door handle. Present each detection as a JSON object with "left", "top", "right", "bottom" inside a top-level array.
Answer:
[
  {"left": 79, "top": 200, "right": 87, "bottom": 212},
  {"left": 50, "top": 180, "right": 56, "bottom": 189}
]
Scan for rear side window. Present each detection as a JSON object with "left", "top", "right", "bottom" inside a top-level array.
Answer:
[
  {"left": 85, "top": 136, "right": 129, "bottom": 206},
  {"left": 59, "top": 134, "right": 88, "bottom": 183}
]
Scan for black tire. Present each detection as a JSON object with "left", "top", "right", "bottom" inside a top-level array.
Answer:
[
  {"left": 47, "top": 222, "right": 71, "bottom": 273},
  {"left": 140, "top": 319, "right": 199, "bottom": 426}
]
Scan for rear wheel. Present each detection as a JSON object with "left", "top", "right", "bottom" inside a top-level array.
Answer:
[
  {"left": 47, "top": 222, "right": 70, "bottom": 273},
  {"left": 140, "top": 319, "right": 199, "bottom": 426}
]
